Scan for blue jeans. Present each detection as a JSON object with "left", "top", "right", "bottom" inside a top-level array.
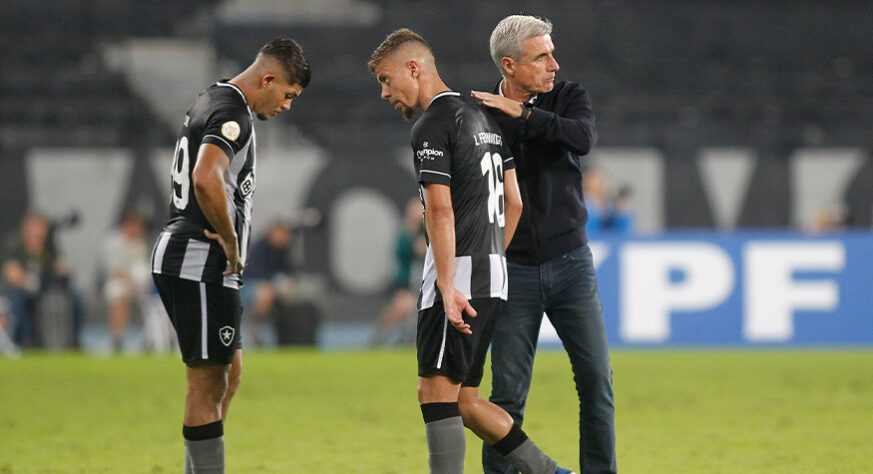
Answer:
[{"left": 483, "top": 245, "right": 616, "bottom": 474}]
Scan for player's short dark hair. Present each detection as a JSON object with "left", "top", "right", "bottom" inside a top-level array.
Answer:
[
  {"left": 367, "top": 28, "right": 432, "bottom": 74},
  {"left": 259, "top": 37, "right": 311, "bottom": 88}
]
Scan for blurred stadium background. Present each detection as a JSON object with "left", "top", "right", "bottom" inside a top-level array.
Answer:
[{"left": 1, "top": 0, "right": 872, "bottom": 352}]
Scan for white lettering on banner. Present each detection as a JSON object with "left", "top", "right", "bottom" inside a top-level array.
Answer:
[
  {"left": 743, "top": 242, "right": 844, "bottom": 342},
  {"left": 620, "top": 243, "right": 734, "bottom": 342}
]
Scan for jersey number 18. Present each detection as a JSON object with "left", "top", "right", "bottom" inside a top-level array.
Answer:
[{"left": 480, "top": 152, "right": 505, "bottom": 227}]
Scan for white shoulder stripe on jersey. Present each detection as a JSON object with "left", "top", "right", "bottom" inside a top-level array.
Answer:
[
  {"left": 421, "top": 169, "right": 451, "bottom": 179},
  {"left": 215, "top": 82, "right": 249, "bottom": 106},
  {"left": 428, "top": 90, "right": 461, "bottom": 107},
  {"left": 152, "top": 232, "right": 171, "bottom": 274},
  {"left": 204, "top": 134, "right": 234, "bottom": 152},
  {"left": 199, "top": 282, "right": 208, "bottom": 359}
]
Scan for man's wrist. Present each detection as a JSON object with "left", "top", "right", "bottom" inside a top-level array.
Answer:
[{"left": 519, "top": 103, "right": 532, "bottom": 121}]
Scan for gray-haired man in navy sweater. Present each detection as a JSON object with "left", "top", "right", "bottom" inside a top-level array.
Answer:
[{"left": 472, "top": 15, "right": 617, "bottom": 474}]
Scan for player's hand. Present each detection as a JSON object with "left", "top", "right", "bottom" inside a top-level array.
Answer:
[
  {"left": 441, "top": 286, "right": 477, "bottom": 335},
  {"left": 470, "top": 91, "right": 525, "bottom": 119},
  {"left": 204, "top": 229, "right": 244, "bottom": 275}
]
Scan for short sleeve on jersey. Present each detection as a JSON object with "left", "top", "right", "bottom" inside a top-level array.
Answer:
[
  {"left": 501, "top": 143, "right": 516, "bottom": 172},
  {"left": 413, "top": 125, "right": 452, "bottom": 187},
  {"left": 201, "top": 103, "right": 252, "bottom": 160}
]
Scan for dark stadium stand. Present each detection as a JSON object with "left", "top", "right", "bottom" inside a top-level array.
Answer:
[
  {"left": 0, "top": 0, "right": 218, "bottom": 148},
  {"left": 1, "top": 0, "right": 871, "bottom": 220}
]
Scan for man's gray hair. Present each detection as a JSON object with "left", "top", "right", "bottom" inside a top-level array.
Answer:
[{"left": 490, "top": 15, "right": 553, "bottom": 75}]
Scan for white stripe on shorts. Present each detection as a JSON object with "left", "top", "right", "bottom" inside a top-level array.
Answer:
[
  {"left": 152, "top": 232, "right": 171, "bottom": 274},
  {"left": 199, "top": 282, "right": 208, "bottom": 359},
  {"left": 436, "top": 310, "right": 448, "bottom": 369}
]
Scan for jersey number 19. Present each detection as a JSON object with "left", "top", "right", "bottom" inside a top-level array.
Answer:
[{"left": 171, "top": 136, "right": 190, "bottom": 210}]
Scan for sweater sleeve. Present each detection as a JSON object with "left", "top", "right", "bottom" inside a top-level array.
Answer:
[{"left": 523, "top": 83, "right": 597, "bottom": 156}]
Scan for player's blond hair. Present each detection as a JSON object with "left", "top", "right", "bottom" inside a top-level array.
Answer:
[
  {"left": 489, "top": 15, "right": 553, "bottom": 75},
  {"left": 368, "top": 28, "right": 433, "bottom": 74}
]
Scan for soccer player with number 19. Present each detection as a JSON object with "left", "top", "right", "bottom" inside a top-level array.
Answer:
[
  {"left": 150, "top": 38, "right": 310, "bottom": 473},
  {"left": 369, "top": 28, "right": 576, "bottom": 474}
]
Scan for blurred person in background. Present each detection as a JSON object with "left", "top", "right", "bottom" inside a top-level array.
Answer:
[
  {"left": 583, "top": 167, "right": 633, "bottom": 236},
  {"left": 102, "top": 208, "right": 155, "bottom": 352},
  {"left": 371, "top": 197, "right": 426, "bottom": 346},
  {"left": 0, "top": 295, "right": 20, "bottom": 357},
  {"left": 150, "top": 37, "right": 310, "bottom": 473},
  {"left": 473, "top": 15, "right": 616, "bottom": 474},
  {"left": 809, "top": 202, "right": 849, "bottom": 234},
  {"left": 1, "top": 211, "right": 82, "bottom": 349},
  {"left": 241, "top": 220, "right": 297, "bottom": 347}
]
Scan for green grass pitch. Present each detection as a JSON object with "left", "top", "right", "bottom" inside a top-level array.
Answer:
[{"left": 1, "top": 349, "right": 872, "bottom": 473}]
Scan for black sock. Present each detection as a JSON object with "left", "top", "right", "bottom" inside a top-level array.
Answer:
[
  {"left": 492, "top": 422, "right": 528, "bottom": 456},
  {"left": 183, "top": 421, "right": 225, "bottom": 473},
  {"left": 183, "top": 420, "right": 223, "bottom": 440},
  {"left": 420, "top": 402, "right": 461, "bottom": 423},
  {"left": 492, "top": 423, "right": 557, "bottom": 474}
]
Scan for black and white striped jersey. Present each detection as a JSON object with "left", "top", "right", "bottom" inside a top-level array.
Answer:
[
  {"left": 151, "top": 81, "right": 256, "bottom": 290},
  {"left": 412, "top": 91, "right": 515, "bottom": 309}
]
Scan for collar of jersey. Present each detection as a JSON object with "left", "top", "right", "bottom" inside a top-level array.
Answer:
[
  {"left": 428, "top": 90, "right": 460, "bottom": 107},
  {"left": 216, "top": 80, "right": 252, "bottom": 116}
]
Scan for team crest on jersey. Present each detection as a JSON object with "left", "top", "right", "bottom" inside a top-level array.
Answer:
[
  {"left": 239, "top": 171, "right": 255, "bottom": 197},
  {"left": 219, "top": 325, "right": 235, "bottom": 347},
  {"left": 221, "top": 121, "right": 241, "bottom": 141}
]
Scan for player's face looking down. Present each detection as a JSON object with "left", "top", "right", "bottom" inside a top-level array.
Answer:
[
  {"left": 507, "top": 34, "right": 559, "bottom": 95},
  {"left": 253, "top": 74, "right": 304, "bottom": 121},
  {"left": 374, "top": 58, "right": 418, "bottom": 121}
]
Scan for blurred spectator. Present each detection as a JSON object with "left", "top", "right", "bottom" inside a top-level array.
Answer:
[
  {"left": 0, "top": 295, "right": 20, "bottom": 357},
  {"left": 371, "top": 198, "right": 426, "bottom": 346},
  {"left": 1, "top": 211, "right": 82, "bottom": 349},
  {"left": 809, "top": 202, "right": 849, "bottom": 234},
  {"left": 102, "top": 208, "right": 174, "bottom": 352},
  {"left": 583, "top": 167, "right": 634, "bottom": 235},
  {"left": 242, "top": 220, "right": 298, "bottom": 346}
]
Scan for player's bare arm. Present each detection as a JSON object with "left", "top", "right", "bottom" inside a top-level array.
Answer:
[
  {"left": 502, "top": 168, "right": 522, "bottom": 249},
  {"left": 423, "top": 183, "right": 477, "bottom": 335},
  {"left": 470, "top": 91, "right": 525, "bottom": 118},
  {"left": 192, "top": 143, "right": 243, "bottom": 275}
]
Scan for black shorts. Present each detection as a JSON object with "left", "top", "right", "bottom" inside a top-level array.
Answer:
[
  {"left": 153, "top": 274, "right": 242, "bottom": 365},
  {"left": 417, "top": 297, "right": 500, "bottom": 387}
]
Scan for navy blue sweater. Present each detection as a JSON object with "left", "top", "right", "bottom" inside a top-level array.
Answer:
[{"left": 486, "top": 80, "right": 597, "bottom": 265}]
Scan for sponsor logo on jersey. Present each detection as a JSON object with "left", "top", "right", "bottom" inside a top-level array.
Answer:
[
  {"left": 239, "top": 171, "right": 255, "bottom": 197},
  {"left": 417, "top": 142, "right": 445, "bottom": 160},
  {"left": 219, "top": 325, "right": 235, "bottom": 347},
  {"left": 222, "top": 121, "right": 241, "bottom": 141}
]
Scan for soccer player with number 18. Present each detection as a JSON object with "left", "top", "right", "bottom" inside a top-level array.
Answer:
[{"left": 369, "top": 28, "right": 576, "bottom": 474}]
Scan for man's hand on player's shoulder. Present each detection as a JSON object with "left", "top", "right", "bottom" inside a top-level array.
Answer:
[{"left": 471, "top": 91, "right": 525, "bottom": 119}]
